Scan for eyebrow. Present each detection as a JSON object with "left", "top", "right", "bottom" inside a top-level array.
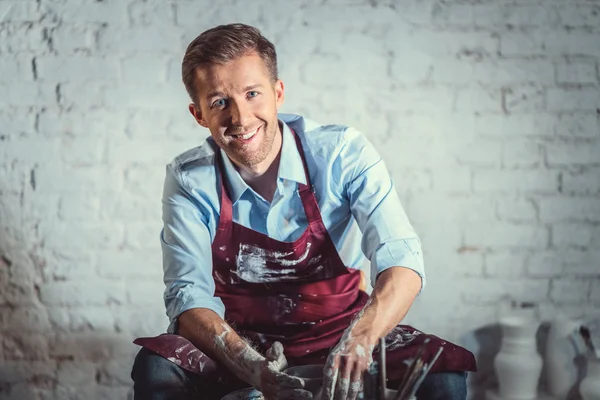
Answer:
[{"left": 205, "top": 84, "right": 263, "bottom": 100}]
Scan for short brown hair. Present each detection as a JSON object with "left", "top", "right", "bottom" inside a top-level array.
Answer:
[{"left": 181, "top": 23, "right": 278, "bottom": 105}]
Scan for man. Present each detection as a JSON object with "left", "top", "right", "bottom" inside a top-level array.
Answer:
[{"left": 131, "top": 23, "right": 476, "bottom": 400}]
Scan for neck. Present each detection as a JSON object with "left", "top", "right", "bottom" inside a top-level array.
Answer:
[{"left": 237, "top": 124, "right": 283, "bottom": 202}]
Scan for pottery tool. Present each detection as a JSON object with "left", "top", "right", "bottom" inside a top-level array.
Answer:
[
  {"left": 580, "top": 325, "right": 599, "bottom": 358},
  {"left": 378, "top": 337, "right": 386, "bottom": 400}
]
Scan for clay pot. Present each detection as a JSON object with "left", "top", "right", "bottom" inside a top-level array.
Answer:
[
  {"left": 494, "top": 315, "right": 542, "bottom": 400},
  {"left": 284, "top": 364, "right": 324, "bottom": 395},
  {"left": 545, "top": 316, "right": 580, "bottom": 399},
  {"left": 220, "top": 388, "right": 263, "bottom": 400},
  {"left": 580, "top": 356, "right": 600, "bottom": 400}
]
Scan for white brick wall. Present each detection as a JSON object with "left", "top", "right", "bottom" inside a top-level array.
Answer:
[{"left": 1, "top": 0, "right": 599, "bottom": 399}]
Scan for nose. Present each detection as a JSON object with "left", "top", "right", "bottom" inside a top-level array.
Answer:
[{"left": 229, "top": 99, "right": 252, "bottom": 128}]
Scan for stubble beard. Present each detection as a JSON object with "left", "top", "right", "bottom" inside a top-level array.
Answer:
[{"left": 227, "top": 121, "right": 277, "bottom": 167}]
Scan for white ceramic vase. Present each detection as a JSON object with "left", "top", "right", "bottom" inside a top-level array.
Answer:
[
  {"left": 494, "top": 315, "right": 542, "bottom": 400},
  {"left": 545, "top": 316, "right": 580, "bottom": 399},
  {"left": 580, "top": 356, "right": 600, "bottom": 400}
]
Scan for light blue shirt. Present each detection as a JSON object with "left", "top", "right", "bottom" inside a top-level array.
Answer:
[{"left": 161, "top": 114, "right": 425, "bottom": 333}]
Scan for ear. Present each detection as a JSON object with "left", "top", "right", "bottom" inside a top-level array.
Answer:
[
  {"left": 188, "top": 103, "right": 209, "bottom": 128},
  {"left": 274, "top": 80, "right": 285, "bottom": 110}
]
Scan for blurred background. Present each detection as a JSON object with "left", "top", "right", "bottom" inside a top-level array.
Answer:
[{"left": 0, "top": 0, "right": 599, "bottom": 399}]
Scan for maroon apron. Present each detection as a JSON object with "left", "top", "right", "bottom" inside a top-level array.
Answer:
[{"left": 135, "top": 131, "right": 476, "bottom": 381}]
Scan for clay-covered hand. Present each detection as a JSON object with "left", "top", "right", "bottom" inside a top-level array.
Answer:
[
  {"left": 321, "top": 332, "right": 374, "bottom": 400},
  {"left": 258, "top": 341, "right": 313, "bottom": 400}
]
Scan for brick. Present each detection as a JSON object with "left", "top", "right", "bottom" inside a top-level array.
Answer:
[
  {"left": 120, "top": 55, "right": 170, "bottom": 84},
  {"left": 36, "top": 56, "right": 119, "bottom": 82},
  {"left": 456, "top": 88, "right": 502, "bottom": 113},
  {"left": 69, "top": 307, "right": 115, "bottom": 332},
  {"left": 37, "top": 109, "right": 125, "bottom": 138},
  {"left": 591, "top": 279, "right": 600, "bottom": 303},
  {"left": 35, "top": 165, "right": 124, "bottom": 194},
  {"left": 501, "top": 32, "right": 545, "bottom": 57},
  {"left": 431, "top": 3, "right": 474, "bottom": 27},
  {"left": 4, "top": 306, "right": 52, "bottom": 333},
  {"left": 103, "top": 83, "right": 188, "bottom": 110},
  {"left": 60, "top": 137, "right": 105, "bottom": 166},
  {"left": 475, "top": 4, "right": 560, "bottom": 28},
  {"left": 410, "top": 195, "right": 495, "bottom": 224},
  {"left": 58, "top": 194, "right": 101, "bottom": 221},
  {"left": 97, "top": 26, "right": 185, "bottom": 54},
  {"left": 564, "top": 250, "right": 600, "bottom": 276},
  {"left": 496, "top": 197, "right": 538, "bottom": 222},
  {"left": 544, "top": 32, "right": 600, "bottom": 57},
  {"left": 400, "top": 30, "right": 498, "bottom": 59},
  {"left": 97, "top": 249, "right": 162, "bottom": 280},
  {"left": 128, "top": 1, "right": 175, "bottom": 26},
  {"left": 547, "top": 87, "right": 600, "bottom": 112},
  {"left": 555, "top": 60, "right": 598, "bottom": 85},
  {"left": 559, "top": 5, "right": 600, "bottom": 28},
  {"left": 485, "top": 252, "right": 527, "bottom": 278},
  {"left": 546, "top": 141, "right": 600, "bottom": 166},
  {"left": 0, "top": 83, "right": 56, "bottom": 107},
  {"left": 39, "top": 281, "right": 126, "bottom": 307},
  {"left": 125, "top": 222, "right": 161, "bottom": 250},
  {"left": 527, "top": 251, "right": 564, "bottom": 277},
  {"left": 0, "top": 23, "right": 46, "bottom": 54},
  {"left": 0, "top": 361, "right": 57, "bottom": 385},
  {"left": 100, "top": 192, "right": 159, "bottom": 222},
  {"left": 114, "top": 307, "right": 167, "bottom": 338},
  {"left": 475, "top": 114, "right": 554, "bottom": 137},
  {"left": 59, "top": 82, "right": 106, "bottom": 110},
  {"left": 42, "top": 253, "right": 97, "bottom": 281},
  {"left": 555, "top": 113, "right": 599, "bottom": 138},
  {"left": 472, "top": 60, "right": 554, "bottom": 85},
  {"left": 51, "top": 333, "right": 138, "bottom": 361},
  {"left": 431, "top": 166, "right": 471, "bottom": 194},
  {"left": 539, "top": 197, "right": 600, "bottom": 222},
  {"left": 0, "top": 1, "right": 40, "bottom": 22},
  {"left": 176, "top": 0, "right": 260, "bottom": 28},
  {"left": 503, "top": 85, "right": 545, "bottom": 113},
  {"left": 473, "top": 170, "right": 559, "bottom": 193},
  {"left": 562, "top": 168, "right": 600, "bottom": 194},
  {"left": 3, "top": 333, "right": 49, "bottom": 360},
  {"left": 124, "top": 165, "right": 165, "bottom": 197},
  {"left": 552, "top": 223, "right": 595, "bottom": 247},
  {"left": 0, "top": 54, "right": 34, "bottom": 82},
  {"left": 502, "top": 139, "right": 543, "bottom": 168},
  {"left": 391, "top": 169, "right": 432, "bottom": 192},
  {"left": 2, "top": 138, "right": 59, "bottom": 164},
  {"left": 57, "top": 361, "right": 96, "bottom": 386},
  {"left": 0, "top": 109, "right": 36, "bottom": 136},
  {"left": 550, "top": 279, "right": 590, "bottom": 304},
  {"left": 430, "top": 59, "right": 473, "bottom": 85},
  {"left": 41, "top": 1, "right": 128, "bottom": 24},
  {"left": 50, "top": 24, "right": 96, "bottom": 54},
  {"left": 461, "top": 278, "right": 550, "bottom": 304},
  {"left": 41, "top": 221, "right": 124, "bottom": 251},
  {"left": 465, "top": 223, "right": 548, "bottom": 249}
]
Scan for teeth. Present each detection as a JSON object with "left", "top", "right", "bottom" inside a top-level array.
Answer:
[{"left": 236, "top": 127, "right": 258, "bottom": 140}]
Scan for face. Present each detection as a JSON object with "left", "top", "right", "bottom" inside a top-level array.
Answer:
[{"left": 189, "top": 51, "right": 285, "bottom": 170}]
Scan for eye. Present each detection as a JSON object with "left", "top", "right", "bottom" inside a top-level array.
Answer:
[
  {"left": 212, "top": 98, "right": 227, "bottom": 109},
  {"left": 247, "top": 91, "right": 259, "bottom": 98}
]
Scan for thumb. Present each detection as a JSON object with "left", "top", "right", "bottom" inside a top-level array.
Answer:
[{"left": 265, "top": 341, "right": 287, "bottom": 370}]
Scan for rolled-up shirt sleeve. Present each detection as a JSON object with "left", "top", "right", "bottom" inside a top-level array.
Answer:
[
  {"left": 340, "top": 128, "right": 426, "bottom": 292},
  {"left": 161, "top": 162, "right": 225, "bottom": 334}
]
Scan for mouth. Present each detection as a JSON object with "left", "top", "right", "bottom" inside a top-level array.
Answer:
[{"left": 229, "top": 125, "right": 261, "bottom": 143}]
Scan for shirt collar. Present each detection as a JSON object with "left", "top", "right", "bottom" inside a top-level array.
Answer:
[{"left": 220, "top": 120, "right": 307, "bottom": 205}]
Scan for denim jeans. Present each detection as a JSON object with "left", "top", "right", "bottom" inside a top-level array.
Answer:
[{"left": 131, "top": 348, "right": 467, "bottom": 400}]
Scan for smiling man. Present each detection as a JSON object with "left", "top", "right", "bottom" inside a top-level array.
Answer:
[{"left": 130, "top": 24, "right": 476, "bottom": 400}]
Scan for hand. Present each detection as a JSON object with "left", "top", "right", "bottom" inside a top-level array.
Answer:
[
  {"left": 321, "top": 332, "right": 374, "bottom": 400},
  {"left": 258, "top": 341, "right": 313, "bottom": 400}
]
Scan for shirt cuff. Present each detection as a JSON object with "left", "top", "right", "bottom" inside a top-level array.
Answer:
[
  {"left": 165, "top": 288, "right": 226, "bottom": 334},
  {"left": 371, "top": 239, "right": 426, "bottom": 294}
]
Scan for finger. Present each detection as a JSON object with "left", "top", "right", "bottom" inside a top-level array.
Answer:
[
  {"left": 322, "top": 362, "right": 339, "bottom": 400},
  {"left": 334, "top": 360, "right": 353, "bottom": 400},
  {"left": 278, "top": 388, "right": 313, "bottom": 400},
  {"left": 274, "top": 371, "right": 305, "bottom": 389},
  {"left": 266, "top": 341, "right": 284, "bottom": 361},
  {"left": 347, "top": 367, "right": 364, "bottom": 400}
]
